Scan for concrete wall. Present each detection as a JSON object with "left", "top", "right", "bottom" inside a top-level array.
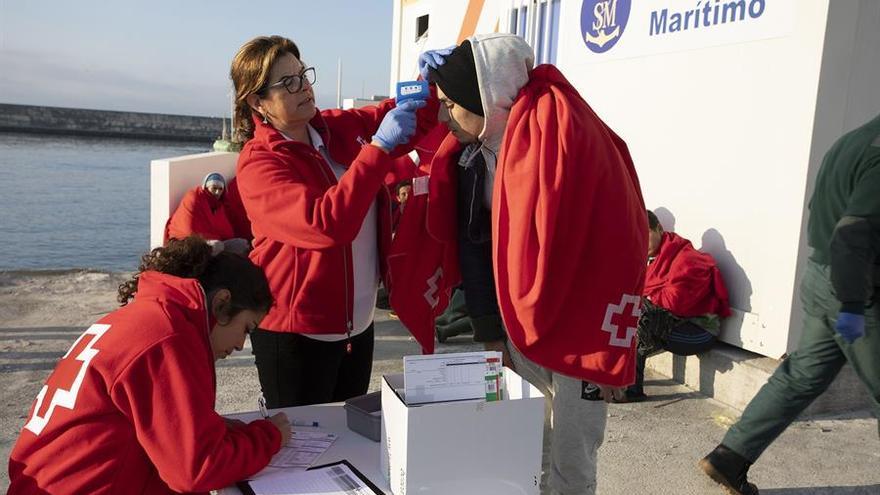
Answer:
[{"left": 0, "top": 103, "right": 222, "bottom": 142}]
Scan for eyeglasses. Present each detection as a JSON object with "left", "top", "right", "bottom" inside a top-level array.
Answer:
[{"left": 260, "top": 67, "right": 316, "bottom": 95}]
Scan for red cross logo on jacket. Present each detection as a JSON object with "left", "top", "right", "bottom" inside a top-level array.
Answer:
[
  {"left": 24, "top": 324, "right": 110, "bottom": 435},
  {"left": 601, "top": 294, "right": 641, "bottom": 348}
]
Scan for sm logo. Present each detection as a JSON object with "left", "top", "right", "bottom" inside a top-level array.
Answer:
[{"left": 581, "top": 0, "right": 632, "bottom": 54}]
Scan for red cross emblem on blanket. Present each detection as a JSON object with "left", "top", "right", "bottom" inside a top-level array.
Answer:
[
  {"left": 24, "top": 324, "right": 110, "bottom": 435},
  {"left": 601, "top": 294, "right": 641, "bottom": 348},
  {"left": 423, "top": 267, "right": 443, "bottom": 308}
]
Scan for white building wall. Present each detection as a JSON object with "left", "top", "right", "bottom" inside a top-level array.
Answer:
[
  {"left": 554, "top": 0, "right": 827, "bottom": 358},
  {"left": 390, "top": 0, "right": 880, "bottom": 358}
]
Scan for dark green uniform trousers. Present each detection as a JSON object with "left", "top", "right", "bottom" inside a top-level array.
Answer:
[{"left": 723, "top": 260, "right": 880, "bottom": 461}]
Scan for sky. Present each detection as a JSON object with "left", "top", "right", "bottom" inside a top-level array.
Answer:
[{"left": 0, "top": 0, "right": 394, "bottom": 117}]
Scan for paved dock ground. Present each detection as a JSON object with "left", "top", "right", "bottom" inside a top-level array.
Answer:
[{"left": 1, "top": 270, "right": 877, "bottom": 493}]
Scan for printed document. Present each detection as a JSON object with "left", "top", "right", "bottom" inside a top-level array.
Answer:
[
  {"left": 244, "top": 461, "right": 380, "bottom": 495},
  {"left": 268, "top": 428, "right": 337, "bottom": 469},
  {"left": 403, "top": 351, "right": 502, "bottom": 405}
]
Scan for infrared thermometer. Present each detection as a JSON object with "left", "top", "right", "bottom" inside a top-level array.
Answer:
[{"left": 395, "top": 80, "right": 429, "bottom": 104}]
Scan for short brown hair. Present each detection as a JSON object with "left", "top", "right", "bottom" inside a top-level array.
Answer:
[
  {"left": 230, "top": 35, "right": 301, "bottom": 143},
  {"left": 647, "top": 209, "right": 661, "bottom": 231}
]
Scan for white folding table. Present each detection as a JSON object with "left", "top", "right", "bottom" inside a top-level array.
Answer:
[{"left": 219, "top": 402, "right": 390, "bottom": 494}]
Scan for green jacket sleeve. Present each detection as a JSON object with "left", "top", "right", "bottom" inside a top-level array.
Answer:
[{"left": 830, "top": 155, "right": 880, "bottom": 312}]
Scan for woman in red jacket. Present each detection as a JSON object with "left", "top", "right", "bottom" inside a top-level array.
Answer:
[
  {"left": 229, "top": 35, "right": 436, "bottom": 408},
  {"left": 8, "top": 237, "right": 290, "bottom": 494}
]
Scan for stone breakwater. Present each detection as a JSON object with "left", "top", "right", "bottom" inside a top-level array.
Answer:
[{"left": 0, "top": 103, "right": 222, "bottom": 142}]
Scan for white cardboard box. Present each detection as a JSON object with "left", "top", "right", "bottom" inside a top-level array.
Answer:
[{"left": 380, "top": 368, "right": 545, "bottom": 495}]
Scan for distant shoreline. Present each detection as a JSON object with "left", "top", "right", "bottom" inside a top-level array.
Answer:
[
  {"left": 0, "top": 126, "right": 213, "bottom": 144},
  {"left": 0, "top": 103, "right": 221, "bottom": 143},
  {"left": 0, "top": 268, "right": 130, "bottom": 277}
]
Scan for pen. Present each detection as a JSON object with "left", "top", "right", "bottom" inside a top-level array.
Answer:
[
  {"left": 258, "top": 394, "right": 269, "bottom": 419},
  {"left": 291, "top": 420, "right": 320, "bottom": 428}
]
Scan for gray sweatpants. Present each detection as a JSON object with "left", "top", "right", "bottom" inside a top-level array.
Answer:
[{"left": 506, "top": 341, "right": 608, "bottom": 495}]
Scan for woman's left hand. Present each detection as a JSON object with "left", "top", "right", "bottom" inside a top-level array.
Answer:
[{"left": 372, "top": 99, "right": 427, "bottom": 152}]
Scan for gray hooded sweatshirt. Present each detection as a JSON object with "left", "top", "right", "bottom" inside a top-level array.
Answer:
[{"left": 463, "top": 33, "right": 535, "bottom": 209}]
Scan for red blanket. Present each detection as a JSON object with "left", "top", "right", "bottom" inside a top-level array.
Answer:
[
  {"left": 644, "top": 232, "right": 731, "bottom": 318},
  {"left": 388, "top": 66, "right": 647, "bottom": 385},
  {"left": 493, "top": 65, "right": 647, "bottom": 386},
  {"left": 165, "top": 186, "right": 235, "bottom": 243},
  {"left": 386, "top": 135, "right": 463, "bottom": 354}
]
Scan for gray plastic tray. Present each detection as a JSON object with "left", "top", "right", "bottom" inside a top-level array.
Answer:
[{"left": 343, "top": 391, "right": 382, "bottom": 442}]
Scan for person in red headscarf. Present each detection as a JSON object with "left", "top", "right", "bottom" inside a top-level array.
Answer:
[{"left": 165, "top": 172, "right": 251, "bottom": 256}]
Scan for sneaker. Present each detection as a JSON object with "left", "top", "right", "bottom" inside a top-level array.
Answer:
[
  {"left": 699, "top": 445, "right": 759, "bottom": 495},
  {"left": 581, "top": 382, "right": 603, "bottom": 401}
]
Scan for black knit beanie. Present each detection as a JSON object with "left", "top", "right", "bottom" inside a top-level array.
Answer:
[{"left": 428, "top": 40, "right": 484, "bottom": 117}]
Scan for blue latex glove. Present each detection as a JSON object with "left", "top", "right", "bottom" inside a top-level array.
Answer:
[
  {"left": 418, "top": 46, "right": 456, "bottom": 80},
  {"left": 372, "top": 99, "right": 427, "bottom": 151},
  {"left": 835, "top": 312, "right": 865, "bottom": 343}
]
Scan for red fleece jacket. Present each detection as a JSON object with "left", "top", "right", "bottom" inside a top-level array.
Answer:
[
  {"left": 236, "top": 97, "right": 438, "bottom": 335},
  {"left": 8, "top": 272, "right": 280, "bottom": 494},
  {"left": 225, "top": 177, "right": 253, "bottom": 241}
]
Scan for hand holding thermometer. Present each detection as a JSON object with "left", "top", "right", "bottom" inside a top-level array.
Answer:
[{"left": 371, "top": 81, "right": 429, "bottom": 151}]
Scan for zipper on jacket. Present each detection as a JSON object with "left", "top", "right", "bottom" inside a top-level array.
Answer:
[
  {"left": 312, "top": 145, "right": 355, "bottom": 343},
  {"left": 462, "top": 142, "right": 485, "bottom": 242},
  {"left": 468, "top": 169, "right": 479, "bottom": 238},
  {"left": 381, "top": 184, "right": 395, "bottom": 317},
  {"left": 343, "top": 248, "right": 353, "bottom": 354}
]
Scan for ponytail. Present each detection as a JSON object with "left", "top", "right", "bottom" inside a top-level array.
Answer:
[{"left": 118, "top": 236, "right": 273, "bottom": 317}]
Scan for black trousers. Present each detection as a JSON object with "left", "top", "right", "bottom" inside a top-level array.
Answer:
[
  {"left": 251, "top": 324, "right": 375, "bottom": 408},
  {"left": 631, "top": 322, "right": 716, "bottom": 394}
]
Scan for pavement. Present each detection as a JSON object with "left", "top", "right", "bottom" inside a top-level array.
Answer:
[{"left": 1, "top": 270, "right": 878, "bottom": 493}]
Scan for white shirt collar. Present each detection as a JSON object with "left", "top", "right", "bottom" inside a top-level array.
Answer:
[
  {"left": 279, "top": 125, "right": 325, "bottom": 152},
  {"left": 307, "top": 125, "right": 325, "bottom": 150}
]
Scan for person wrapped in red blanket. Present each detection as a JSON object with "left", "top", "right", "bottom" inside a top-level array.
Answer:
[
  {"left": 626, "top": 210, "right": 732, "bottom": 401},
  {"left": 388, "top": 34, "right": 647, "bottom": 495},
  {"left": 165, "top": 172, "right": 251, "bottom": 256}
]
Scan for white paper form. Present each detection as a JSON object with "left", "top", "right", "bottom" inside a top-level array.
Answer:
[
  {"left": 403, "top": 351, "right": 500, "bottom": 405},
  {"left": 247, "top": 462, "right": 376, "bottom": 495},
  {"left": 268, "top": 428, "right": 337, "bottom": 469}
]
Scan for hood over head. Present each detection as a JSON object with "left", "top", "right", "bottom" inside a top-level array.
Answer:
[
  {"left": 203, "top": 172, "right": 226, "bottom": 190},
  {"left": 468, "top": 33, "right": 534, "bottom": 151},
  {"left": 133, "top": 271, "right": 214, "bottom": 332}
]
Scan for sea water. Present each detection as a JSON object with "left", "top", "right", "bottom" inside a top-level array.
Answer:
[{"left": 0, "top": 132, "right": 209, "bottom": 271}]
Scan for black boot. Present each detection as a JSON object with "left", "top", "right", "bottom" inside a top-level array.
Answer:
[
  {"left": 699, "top": 444, "right": 759, "bottom": 495},
  {"left": 624, "top": 352, "right": 648, "bottom": 402}
]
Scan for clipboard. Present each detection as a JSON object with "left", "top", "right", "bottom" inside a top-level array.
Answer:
[{"left": 236, "top": 459, "right": 383, "bottom": 495}]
